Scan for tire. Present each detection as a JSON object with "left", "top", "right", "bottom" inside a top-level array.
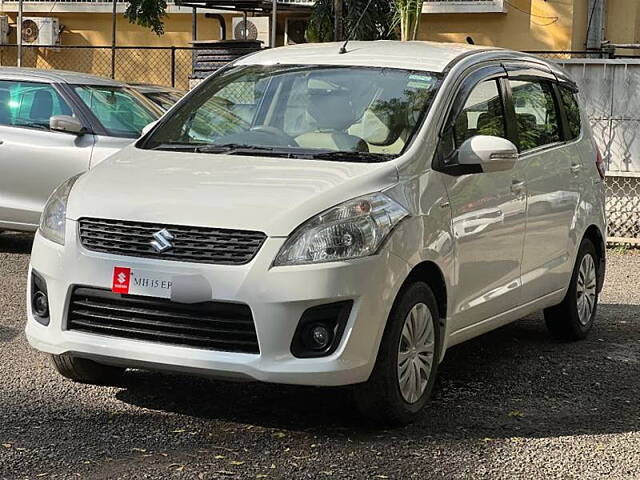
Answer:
[
  {"left": 51, "top": 354, "right": 125, "bottom": 385},
  {"left": 544, "top": 238, "right": 599, "bottom": 341},
  {"left": 353, "top": 282, "right": 441, "bottom": 426}
]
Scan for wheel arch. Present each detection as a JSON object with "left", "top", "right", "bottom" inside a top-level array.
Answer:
[{"left": 403, "top": 261, "right": 448, "bottom": 322}]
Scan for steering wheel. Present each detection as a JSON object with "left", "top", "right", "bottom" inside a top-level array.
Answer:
[{"left": 249, "top": 126, "right": 297, "bottom": 147}]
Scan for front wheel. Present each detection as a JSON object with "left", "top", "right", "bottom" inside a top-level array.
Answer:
[
  {"left": 544, "top": 238, "right": 599, "bottom": 341},
  {"left": 353, "top": 282, "right": 440, "bottom": 426},
  {"left": 51, "top": 354, "right": 125, "bottom": 385}
]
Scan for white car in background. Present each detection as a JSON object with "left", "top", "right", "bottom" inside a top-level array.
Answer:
[
  {"left": 0, "top": 68, "right": 161, "bottom": 232},
  {"left": 26, "top": 42, "right": 607, "bottom": 425}
]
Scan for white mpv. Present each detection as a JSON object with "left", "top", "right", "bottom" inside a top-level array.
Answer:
[{"left": 26, "top": 42, "right": 607, "bottom": 425}]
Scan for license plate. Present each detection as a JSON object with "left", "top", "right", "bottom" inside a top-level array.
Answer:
[{"left": 112, "top": 266, "right": 173, "bottom": 299}]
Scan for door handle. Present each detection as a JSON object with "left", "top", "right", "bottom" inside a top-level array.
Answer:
[
  {"left": 570, "top": 163, "right": 582, "bottom": 174},
  {"left": 511, "top": 180, "right": 526, "bottom": 194}
]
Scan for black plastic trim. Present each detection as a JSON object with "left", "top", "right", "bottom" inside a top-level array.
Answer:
[
  {"left": 31, "top": 269, "right": 50, "bottom": 326},
  {"left": 291, "top": 301, "right": 353, "bottom": 359}
]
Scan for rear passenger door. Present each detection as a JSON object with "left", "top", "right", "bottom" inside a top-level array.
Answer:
[
  {"left": 504, "top": 68, "right": 581, "bottom": 302},
  {"left": 0, "top": 80, "right": 94, "bottom": 229}
]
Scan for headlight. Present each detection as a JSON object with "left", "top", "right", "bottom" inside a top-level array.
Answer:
[
  {"left": 39, "top": 174, "right": 82, "bottom": 245},
  {"left": 273, "top": 193, "right": 409, "bottom": 266}
]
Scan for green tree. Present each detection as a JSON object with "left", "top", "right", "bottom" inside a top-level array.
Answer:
[
  {"left": 124, "top": 0, "right": 168, "bottom": 35},
  {"left": 306, "top": 0, "right": 396, "bottom": 43}
]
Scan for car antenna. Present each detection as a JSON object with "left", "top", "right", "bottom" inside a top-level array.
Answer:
[{"left": 339, "top": 0, "right": 375, "bottom": 54}]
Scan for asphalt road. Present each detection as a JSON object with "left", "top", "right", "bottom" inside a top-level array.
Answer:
[{"left": 1, "top": 232, "right": 639, "bottom": 480}]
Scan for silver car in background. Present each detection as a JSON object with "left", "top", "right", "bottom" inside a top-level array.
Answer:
[{"left": 0, "top": 68, "right": 161, "bottom": 232}]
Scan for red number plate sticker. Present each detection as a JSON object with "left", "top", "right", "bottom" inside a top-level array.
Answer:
[{"left": 112, "top": 267, "right": 131, "bottom": 294}]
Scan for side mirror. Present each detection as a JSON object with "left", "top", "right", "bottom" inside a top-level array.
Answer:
[
  {"left": 458, "top": 135, "right": 518, "bottom": 173},
  {"left": 50, "top": 115, "right": 86, "bottom": 135},
  {"left": 141, "top": 121, "right": 158, "bottom": 137}
]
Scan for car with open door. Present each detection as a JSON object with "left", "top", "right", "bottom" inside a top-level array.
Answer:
[
  {"left": 25, "top": 42, "right": 606, "bottom": 425},
  {"left": 0, "top": 68, "right": 161, "bottom": 232}
]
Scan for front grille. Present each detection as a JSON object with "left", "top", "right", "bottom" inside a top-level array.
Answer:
[
  {"left": 67, "top": 287, "right": 259, "bottom": 354},
  {"left": 78, "top": 218, "right": 266, "bottom": 265}
]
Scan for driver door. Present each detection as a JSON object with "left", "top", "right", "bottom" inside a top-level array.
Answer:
[{"left": 437, "top": 68, "right": 527, "bottom": 332}]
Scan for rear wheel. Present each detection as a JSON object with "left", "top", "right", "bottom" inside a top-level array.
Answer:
[
  {"left": 544, "top": 239, "right": 599, "bottom": 341},
  {"left": 51, "top": 354, "right": 125, "bottom": 385},
  {"left": 353, "top": 282, "right": 440, "bottom": 426}
]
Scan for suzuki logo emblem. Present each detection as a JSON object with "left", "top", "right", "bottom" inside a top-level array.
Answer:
[
  {"left": 150, "top": 228, "right": 175, "bottom": 253},
  {"left": 117, "top": 272, "right": 127, "bottom": 284}
]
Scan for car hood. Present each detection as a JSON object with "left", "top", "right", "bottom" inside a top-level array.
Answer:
[{"left": 67, "top": 146, "right": 399, "bottom": 237}]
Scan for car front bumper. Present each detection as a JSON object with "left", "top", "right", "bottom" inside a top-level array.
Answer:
[{"left": 25, "top": 221, "right": 411, "bottom": 386}]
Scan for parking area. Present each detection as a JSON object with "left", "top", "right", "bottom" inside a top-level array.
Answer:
[{"left": 0, "top": 232, "right": 638, "bottom": 480}]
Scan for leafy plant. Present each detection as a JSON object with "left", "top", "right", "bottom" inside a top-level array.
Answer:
[
  {"left": 124, "top": 0, "right": 168, "bottom": 35},
  {"left": 307, "top": 0, "right": 396, "bottom": 43},
  {"left": 392, "top": 0, "right": 424, "bottom": 41}
]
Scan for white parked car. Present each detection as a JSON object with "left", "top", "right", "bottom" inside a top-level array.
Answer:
[
  {"left": 0, "top": 69, "right": 161, "bottom": 232},
  {"left": 25, "top": 42, "right": 607, "bottom": 425}
]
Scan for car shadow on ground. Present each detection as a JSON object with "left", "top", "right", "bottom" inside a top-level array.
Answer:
[
  {"left": 115, "top": 302, "right": 640, "bottom": 439},
  {"left": 0, "top": 232, "right": 34, "bottom": 254}
]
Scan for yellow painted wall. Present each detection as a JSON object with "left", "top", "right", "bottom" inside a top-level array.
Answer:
[
  {"left": 4, "top": 12, "right": 232, "bottom": 46},
  {"left": 418, "top": 0, "right": 578, "bottom": 51},
  {"left": 419, "top": 0, "right": 640, "bottom": 52},
  {"left": 0, "top": 12, "right": 239, "bottom": 88}
]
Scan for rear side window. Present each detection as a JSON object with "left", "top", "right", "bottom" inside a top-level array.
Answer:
[
  {"left": 0, "top": 80, "right": 73, "bottom": 130},
  {"left": 509, "top": 79, "right": 561, "bottom": 151},
  {"left": 559, "top": 86, "right": 581, "bottom": 140},
  {"left": 453, "top": 79, "right": 506, "bottom": 147}
]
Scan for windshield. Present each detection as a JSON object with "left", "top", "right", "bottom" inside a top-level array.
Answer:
[
  {"left": 74, "top": 85, "right": 160, "bottom": 138},
  {"left": 142, "top": 65, "right": 440, "bottom": 162}
]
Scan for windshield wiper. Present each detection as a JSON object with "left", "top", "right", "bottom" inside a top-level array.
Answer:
[
  {"left": 195, "top": 143, "right": 278, "bottom": 155},
  {"left": 308, "top": 151, "right": 395, "bottom": 163},
  {"left": 151, "top": 142, "right": 204, "bottom": 152}
]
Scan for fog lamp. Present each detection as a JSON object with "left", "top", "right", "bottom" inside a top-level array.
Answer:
[
  {"left": 310, "top": 324, "right": 331, "bottom": 350},
  {"left": 32, "top": 291, "right": 49, "bottom": 318}
]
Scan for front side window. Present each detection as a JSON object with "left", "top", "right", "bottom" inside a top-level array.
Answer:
[
  {"left": 142, "top": 65, "right": 440, "bottom": 162},
  {"left": 509, "top": 79, "right": 560, "bottom": 151},
  {"left": 559, "top": 85, "right": 581, "bottom": 140},
  {"left": 0, "top": 81, "right": 73, "bottom": 130},
  {"left": 74, "top": 86, "right": 160, "bottom": 138},
  {"left": 453, "top": 79, "right": 506, "bottom": 147}
]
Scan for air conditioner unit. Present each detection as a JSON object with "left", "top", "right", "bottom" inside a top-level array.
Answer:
[
  {"left": 285, "top": 17, "right": 308, "bottom": 45},
  {"left": 22, "top": 17, "right": 60, "bottom": 46},
  {"left": 0, "top": 16, "right": 9, "bottom": 45},
  {"left": 232, "top": 17, "right": 270, "bottom": 47}
]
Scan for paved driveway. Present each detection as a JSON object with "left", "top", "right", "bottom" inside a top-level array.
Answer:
[{"left": 1, "top": 233, "right": 638, "bottom": 479}]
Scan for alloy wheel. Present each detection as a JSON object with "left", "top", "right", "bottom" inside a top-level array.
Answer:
[
  {"left": 397, "top": 303, "right": 435, "bottom": 404},
  {"left": 576, "top": 253, "right": 597, "bottom": 326}
]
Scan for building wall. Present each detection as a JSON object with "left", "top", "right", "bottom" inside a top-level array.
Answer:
[
  {"left": 0, "top": 11, "right": 239, "bottom": 87},
  {"left": 417, "top": 0, "right": 579, "bottom": 51},
  {"left": 418, "top": 0, "right": 640, "bottom": 53},
  {"left": 2, "top": 12, "right": 231, "bottom": 46}
]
